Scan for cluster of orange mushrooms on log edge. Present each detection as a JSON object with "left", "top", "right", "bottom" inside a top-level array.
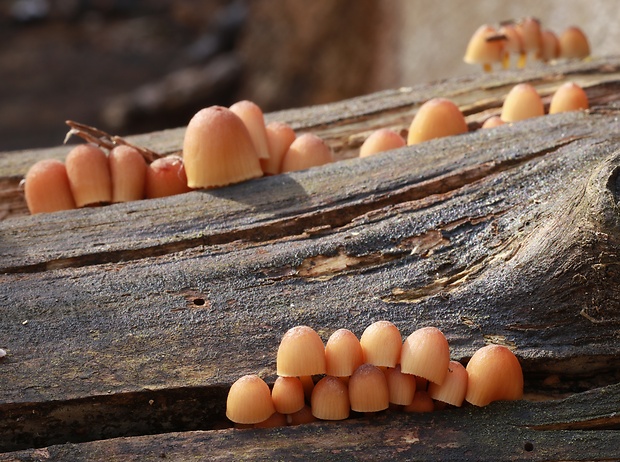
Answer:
[
  {"left": 226, "top": 323, "right": 524, "bottom": 427},
  {"left": 23, "top": 76, "right": 589, "bottom": 215},
  {"left": 463, "top": 17, "right": 590, "bottom": 72}
]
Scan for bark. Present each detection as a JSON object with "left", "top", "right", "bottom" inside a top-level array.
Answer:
[{"left": 1, "top": 57, "right": 620, "bottom": 459}]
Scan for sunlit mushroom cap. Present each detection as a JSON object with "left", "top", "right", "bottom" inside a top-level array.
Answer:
[
  {"left": 359, "top": 128, "right": 406, "bottom": 158},
  {"left": 311, "top": 376, "right": 350, "bottom": 420},
  {"left": 277, "top": 326, "right": 326, "bottom": 377},
  {"left": 349, "top": 363, "right": 390, "bottom": 412},
  {"left": 230, "top": 100, "right": 271, "bottom": 160},
  {"left": 515, "top": 17, "right": 542, "bottom": 53},
  {"left": 226, "top": 375, "right": 276, "bottom": 424},
  {"left": 463, "top": 24, "right": 504, "bottom": 66},
  {"left": 549, "top": 82, "right": 589, "bottom": 114},
  {"left": 261, "top": 121, "right": 296, "bottom": 175},
  {"left": 465, "top": 344, "right": 523, "bottom": 407},
  {"left": 65, "top": 144, "right": 112, "bottom": 207},
  {"left": 109, "top": 145, "right": 147, "bottom": 203},
  {"left": 182, "top": 106, "right": 263, "bottom": 189},
  {"left": 400, "top": 326, "right": 450, "bottom": 385},
  {"left": 500, "top": 83, "right": 544, "bottom": 122},
  {"left": 359, "top": 321, "right": 402, "bottom": 368},
  {"left": 539, "top": 29, "right": 561, "bottom": 62},
  {"left": 280, "top": 133, "right": 334, "bottom": 173},
  {"left": 407, "top": 98, "right": 468, "bottom": 145},
  {"left": 428, "top": 360, "right": 468, "bottom": 407},
  {"left": 325, "top": 328, "right": 364, "bottom": 377},
  {"left": 272, "top": 376, "right": 305, "bottom": 415},
  {"left": 25, "top": 159, "right": 76, "bottom": 214},
  {"left": 384, "top": 365, "right": 416, "bottom": 405},
  {"left": 559, "top": 26, "right": 590, "bottom": 59},
  {"left": 145, "top": 155, "right": 192, "bottom": 199}
]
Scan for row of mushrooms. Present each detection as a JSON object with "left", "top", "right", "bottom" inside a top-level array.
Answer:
[
  {"left": 226, "top": 323, "right": 523, "bottom": 427},
  {"left": 24, "top": 79, "right": 589, "bottom": 215},
  {"left": 464, "top": 17, "right": 590, "bottom": 72}
]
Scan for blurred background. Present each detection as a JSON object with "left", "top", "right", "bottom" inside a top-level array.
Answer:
[{"left": 0, "top": 0, "right": 618, "bottom": 152}]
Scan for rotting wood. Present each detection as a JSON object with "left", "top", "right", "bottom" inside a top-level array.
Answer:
[{"left": 1, "top": 57, "right": 620, "bottom": 459}]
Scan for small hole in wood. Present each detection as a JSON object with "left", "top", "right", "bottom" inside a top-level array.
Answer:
[
  {"left": 524, "top": 441, "right": 534, "bottom": 452},
  {"left": 193, "top": 298, "right": 206, "bottom": 306}
]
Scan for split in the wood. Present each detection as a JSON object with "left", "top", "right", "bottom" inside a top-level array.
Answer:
[{"left": 226, "top": 323, "right": 523, "bottom": 428}]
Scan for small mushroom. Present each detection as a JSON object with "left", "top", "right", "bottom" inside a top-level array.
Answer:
[
  {"left": 109, "top": 145, "right": 147, "bottom": 203},
  {"left": 514, "top": 17, "right": 542, "bottom": 64},
  {"left": 348, "top": 363, "right": 390, "bottom": 413},
  {"left": 384, "top": 364, "right": 416, "bottom": 406},
  {"left": 407, "top": 98, "right": 468, "bottom": 145},
  {"left": 400, "top": 326, "right": 450, "bottom": 385},
  {"left": 271, "top": 376, "right": 305, "bottom": 415},
  {"left": 559, "top": 26, "right": 590, "bottom": 60},
  {"left": 226, "top": 375, "right": 276, "bottom": 425},
  {"left": 359, "top": 128, "right": 406, "bottom": 158},
  {"left": 549, "top": 82, "right": 589, "bottom": 114},
  {"left": 276, "top": 325, "right": 326, "bottom": 377},
  {"left": 539, "top": 29, "right": 561, "bottom": 62},
  {"left": 325, "top": 328, "right": 364, "bottom": 378},
  {"left": 359, "top": 320, "right": 402, "bottom": 368},
  {"left": 24, "top": 159, "right": 76, "bottom": 214},
  {"left": 280, "top": 133, "right": 334, "bottom": 173},
  {"left": 428, "top": 360, "right": 468, "bottom": 407},
  {"left": 465, "top": 344, "right": 523, "bottom": 407},
  {"left": 500, "top": 83, "right": 544, "bottom": 122},
  {"left": 144, "top": 155, "right": 192, "bottom": 199},
  {"left": 286, "top": 405, "right": 317, "bottom": 426},
  {"left": 311, "top": 375, "right": 350, "bottom": 420},
  {"left": 65, "top": 144, "right": 112, "bottom": 207},
  {"left": 498, "top": 24, "right": 525, "bottom": 69},
  {"left": 463, "top": 24, "right": 504, "bottom": 72},
  {"left": 261, "top": 121, "right": 296, "bottom": 175},
  {"left": 229, "top": 100, "right": 271, "bottom": 160},
  {"left": 254, "top": 412, "right": 287, "bottom": 428},
  {"left": 182, "top": 106, "right": 263, "bottom": 189},
  {"left": 481, "top": 116, "right": 505, "bottom": 129}
]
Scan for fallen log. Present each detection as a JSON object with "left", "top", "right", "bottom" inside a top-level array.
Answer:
[{"left": 1, "top": 57, "right": 620, "bottom": 459}]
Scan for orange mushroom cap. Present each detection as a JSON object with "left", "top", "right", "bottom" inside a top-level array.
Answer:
[
  {"left": 24, "top": 159, "right": 76, "bottom": 214},
  {"left": 359, "top": 128, "right": 406, "bottom": 158},
  {"left": 500, "top": 83, "right": 544, "bottom": 122},
  {"left": 276, "top": 326, "right": 326, "bottom": 377},
  {"left": 182, "top": 106, "right": 263, "bottom": 189},
  {"left": 359, "top": 320, "right": 402, "bottom": 368},
  {"left": 428, "top": 360, "right": 468, "bottom": 407},
  {"left": 226, "top": 375, "right": 276, "bottom": 424},
  {"left": 311, "top": 376, "right": 350, "bottom": 420},
  {"left": 559, "top": 26, "right": 590, "bottom": 59},
  {"left": 144, "top": 155, "right": 192, "bottom": 199},
  {"left": 463, "top": 24, "right": 504, "bottom": 71},
  {"left": 229, "top": 100, "right": 271, "bottom": 160},
  {"left": 65, "top": 144, "right": 112, "bottom": 207},
  {"left": 407, "top": 98, "right": 468, "bottom": 145},
  {"left": 384, "top": 365, "right": 416, "bottom": 406},
  {"left": 280, "top": 133, "right": 334, "bottom": 173},
  {"left": 465, "top": 344, "right": 523, "bottom": 407},
  {"left": 109, "top": 145, "right": 147, "bottom": 203},
  {"left": 400, "top": 326, "right": 450, "bottom": 385},
  {"left": 549, "top": 82, "right": 589, "bottom": 114},
  {"left": 261, "top": 121, "right": 296, "bottom": 175},
  {"left": 349, "top": 363, "right": 390, "bottom": 412},
  {"left": 272, "top": 376, "right": 305, "bottom": 415},
  {"left": 325, "top": 328, "right": 364, "bottom": 377}
]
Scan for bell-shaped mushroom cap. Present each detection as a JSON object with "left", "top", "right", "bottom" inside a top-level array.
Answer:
[
  {"left": 287, "top": 405, "right": 317, "bottom": 426},
  {"left": 349, "top": 363, "right": 390, "bottom": 412},
  {"left": 539, "top": 29, "right": 561, "bottom": 62},
  {"left": 515, "top": 17, "right": 542, "bottom": 54},
  {"left": 271, "top": 376, "right": 305, "bottom": 415},
  {"left": 325, "top": 328, "right": 364, "bottom": 377},
  {"left": 463, "top": 24, "right": 504, "bottom": 71},
  {"left": 403, "top": 390, "right": 435, "bottom": 413},
  {"left": 261, "top": 121, "right": 296, "bottom": 175},
  {"left": 25, "top": 159, "right": 77, "bottom": 214},
  {"left": 226, "top": 375, "right": 276, "bottom": 424},
  {"left": 359, "top": 128, "right": 406, "bottom": 158},
  {"left": 559, "top": 26, "right": 590, "bottom": 59},
  {"left": 280, "top": 133, "right": 334, "bottom": 173},
  {"left": 400, "top": 326, "right": 450, "bottom": 385},
  {"left": 182, "top": 106, "right": 263, "bottom": 189},
  {"left": 144, "top": 155, "right": 192, "bottom": 199},
  {"left": 428, "top": 360, "right": 468, "bottom": 407},
  {"left": 384, "top": 365, "right": 416, "bottom": 406},
  {"left": 65, "top": 144, "right": 112, "bottom": 207},
  {"left": 498, "top": 24, "right": 525, "bottom": 69},
  {"left": 549, "top": 82, "right": 589, "bottom": 114},
  {"left": 311, "top": 376, "right": 350, "bottom": 420},
  {"left": 500, "top": 83, "right": 544, "bottom": 122},
  {"left": 230, "top": 100, "right": 271, "bottom": 160},
  {"left": 407, "top": 98, "right": 468, "bottom": 145},
  {"left": 109, "top": 145, "right": 147, "bottom": 203},
  {"left": 465, "top": 344, "right": 523, "bottom": 407},
  {"left": 359, "top": 320, "right": 402, "bottom": 368},
  {"left": 277, "top": 326, "right": 326, "bottom": 377}
]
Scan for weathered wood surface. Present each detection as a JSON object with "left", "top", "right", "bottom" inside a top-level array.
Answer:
[{"left": 1, "top": 57, "right": 620, "bottom": 459}]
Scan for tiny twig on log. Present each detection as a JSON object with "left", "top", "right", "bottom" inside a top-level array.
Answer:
[{"left": 64, "top": 120, "right": 163, "bottom": 163}]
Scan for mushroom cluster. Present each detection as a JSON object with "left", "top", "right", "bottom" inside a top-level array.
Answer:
[
  {"left": 226, "top": 322, "right": 524, "bottom": 428},
  {"left": 24, "top": 101, "right": 334, "bottom": 215},
  {"left": 464, "top": 18, "right": 590, "bottom": 72}
]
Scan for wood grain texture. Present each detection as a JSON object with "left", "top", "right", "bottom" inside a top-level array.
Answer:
[{"left": 1, "top": 57, "right": 620, "bottom": 458}]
